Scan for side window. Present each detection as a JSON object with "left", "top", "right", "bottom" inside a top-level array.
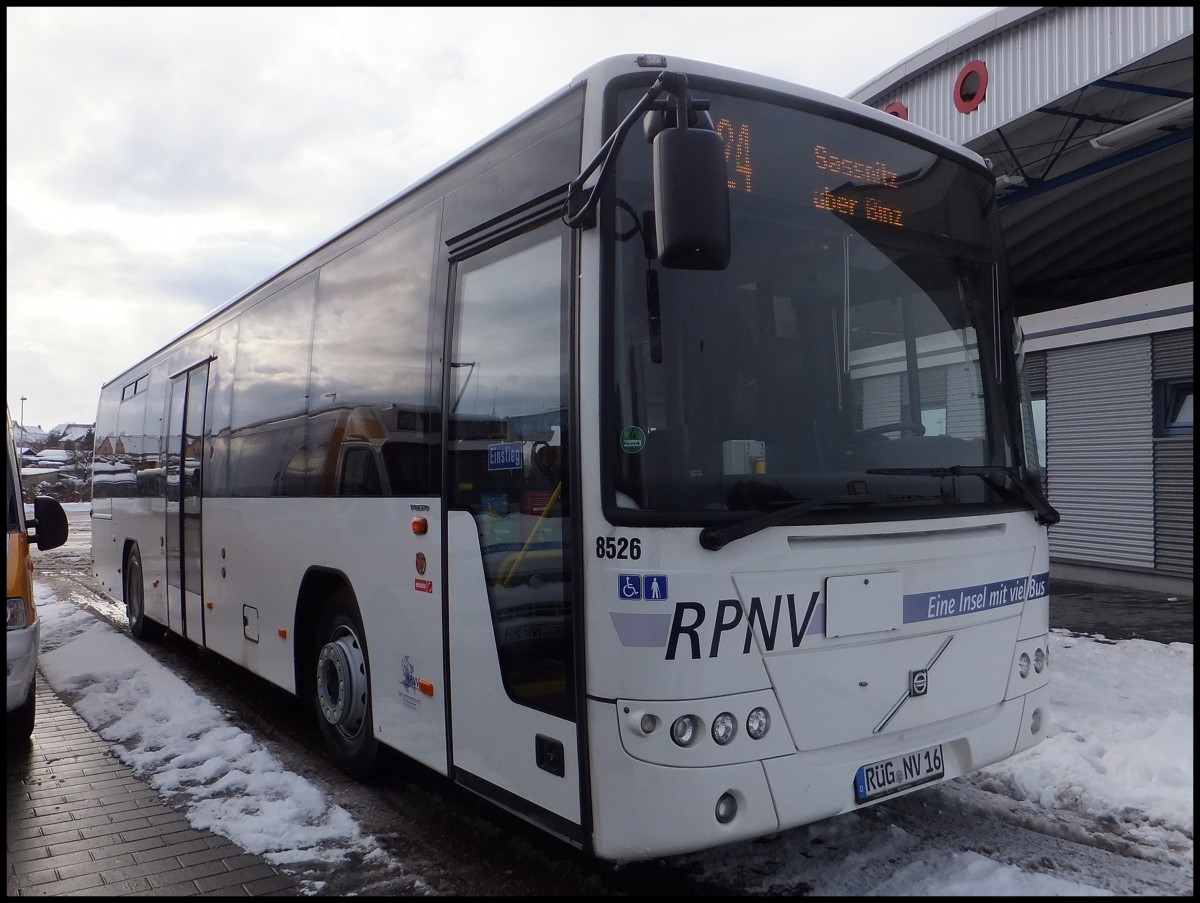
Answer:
[
  {"left": 447, "top": 219, "right": 575, "bottom": 721},
  {"left": 309, "top": 205, "right": 440, "bottom": 497},
  {"left": 338, "top": 446, "right": 383, "bottom": 497},
  {"left": 1156, "top": 379, "right": 1194, "bottom": 437},
  {"left": 228, "top": 277, "right": 317, "bottom": 497}
]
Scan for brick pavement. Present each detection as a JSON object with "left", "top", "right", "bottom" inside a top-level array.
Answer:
[{"left": 6, "top": 673, "right": 301, "bottom": 897}]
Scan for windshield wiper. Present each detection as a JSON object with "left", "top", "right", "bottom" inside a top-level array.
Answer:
[
  {"left": 865, "top": 465, "right": 1060, "bottom": 527},
  {"left": 699, "top": 493, "right": 902, "bottom": 551}
]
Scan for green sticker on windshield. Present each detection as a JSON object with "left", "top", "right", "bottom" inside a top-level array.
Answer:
[{"left": 619, "top": 426, "right": 646, "bottom": 454}]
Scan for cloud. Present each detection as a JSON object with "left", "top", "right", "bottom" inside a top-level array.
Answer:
[{"left": 7, "top": 7, "right": 997, "bottom": 426}]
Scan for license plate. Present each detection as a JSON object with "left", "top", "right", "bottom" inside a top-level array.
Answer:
[{"left": 854, "top": 744, "right": 944, "bottom": 804}]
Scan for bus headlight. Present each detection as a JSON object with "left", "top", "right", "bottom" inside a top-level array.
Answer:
[
  {"left": 711, "top": 712, "right": 736, "bottom": 745},
  {"left": 1018, "top": 652, "right": 1031, "bottom": 678},
  {"left": 671, "top": 715, "right": 698, "bottom": 747},
  {"left": 746, "top": 707, "right": 770, "bottom": 740},
  {"left": 1034, "top": 647, "right": 1046, "bottom": 674}
]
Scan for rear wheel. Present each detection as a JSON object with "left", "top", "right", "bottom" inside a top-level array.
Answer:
[
  {"left": 124, "top": 545, "right": 164, "bottom": 641},
  {"left": 313, "top": 588, "right": 378, "bottom": 779}
]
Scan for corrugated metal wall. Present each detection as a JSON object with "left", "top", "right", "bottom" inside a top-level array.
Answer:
[
  {"left": 1046, "top": 336, "right": 1154, "bottom": 567},
  {"left": 1155, "top": 329, "right": 1193, "bottom": 377},
  {"left": 945, "top": 362, "right": 984, "bottom": 437},
  {"left": 1022, "top": 351, "right": 1047, "bottom": 394},
  {"left": 1152, "top": 329, "right": 1194, "bottom": 578},
  {"left": 860, "top": 365, "right": 983, "bottom": 436},
  {"left": 862, "top": 374, "right": 902, "bottom": 429},
  {"left": 858, "top": 7, "right": 1195, "bottom": 145}
]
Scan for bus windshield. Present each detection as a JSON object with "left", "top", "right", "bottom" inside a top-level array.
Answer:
[{"left": 607, "top": 82, "right": 1028, "bottom": 522}]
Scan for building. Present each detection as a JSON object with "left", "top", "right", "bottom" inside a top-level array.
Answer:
[{"left": 849, "top": 6, "right": 1193, "bottom": 595}]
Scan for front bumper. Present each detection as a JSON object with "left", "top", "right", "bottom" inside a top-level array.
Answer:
[{"left": 6, "top": 619, "right": 40, "bottom": 712}]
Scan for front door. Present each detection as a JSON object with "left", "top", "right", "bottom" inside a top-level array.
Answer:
[{"left": 445, "top": 218, "right": 581, "bottom": 835}]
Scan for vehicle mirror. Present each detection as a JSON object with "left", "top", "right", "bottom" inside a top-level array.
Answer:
[
  {"left": 652, "top": 125, "right": 730, "bottom": 270},
  {"left": 31, "top": 495, "right": 69, "bottom": 551}
]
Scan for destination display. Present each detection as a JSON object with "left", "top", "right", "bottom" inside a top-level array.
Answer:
[
  {"left": 713, "top": 111, "right": 928, "bottom": 231},
  {"left": 688, "top": 91, "right": 984, "bottom": 241}
]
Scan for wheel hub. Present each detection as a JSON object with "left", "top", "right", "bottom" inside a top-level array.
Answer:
[{"left": 316, "top": 634, "right": 367, "bottom": 731}]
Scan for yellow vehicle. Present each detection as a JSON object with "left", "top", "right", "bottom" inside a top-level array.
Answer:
[{"left": 6, "top": 408, "right": 68, "bottom": 742}]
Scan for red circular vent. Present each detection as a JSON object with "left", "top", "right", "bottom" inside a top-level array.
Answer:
[{"left": 954, "top": 60, "right": 989, "bottom": 114}]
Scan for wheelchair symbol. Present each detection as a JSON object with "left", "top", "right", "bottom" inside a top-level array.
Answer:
[{"left": 619, "top": 574, "right": 668, "bottom": 601}]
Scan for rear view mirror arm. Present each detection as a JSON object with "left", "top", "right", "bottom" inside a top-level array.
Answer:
[{"left": 563, "top": 72, "right": 674, "bottom": 229}]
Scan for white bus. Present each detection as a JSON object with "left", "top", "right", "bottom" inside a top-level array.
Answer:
[{"left": 91, "top": 54, "right": 1058, "bottom": 861}]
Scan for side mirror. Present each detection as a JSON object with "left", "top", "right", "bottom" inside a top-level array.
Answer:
[
  {"left": 31, "top": 495, "right": 68, "bottom": 551},
  {"left": 652, "top": 123, "right": 730, "bottom": 270},
  {"left": 564, "top": 68, "right": 731, "bottom": 270}
]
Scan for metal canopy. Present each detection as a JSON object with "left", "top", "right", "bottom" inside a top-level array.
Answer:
[
  {"left": 975, "top": 34, "right": 1194, "bottom": 317},
  {"left": 849, "top": 8, "right": 1193, "bottom": 320}
]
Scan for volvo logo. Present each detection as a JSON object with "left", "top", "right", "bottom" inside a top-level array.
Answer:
[
  {"left": 909, "top": 669, "right": 929, "bottom": 697},
  {"left": 874, "top": 635, "right": 954, "bottom": 734}
]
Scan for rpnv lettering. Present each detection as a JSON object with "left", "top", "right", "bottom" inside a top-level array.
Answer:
[{"left": 665, "top": 591, "right": 820, "bottom": 660}]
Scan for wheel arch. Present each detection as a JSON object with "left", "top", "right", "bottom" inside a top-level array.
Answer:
[
  {"left": 293, "top": 566, "right": 357, "bottom": 697},
  {"left": 121, "top": 537, "right": 139, "bottom": 574}
]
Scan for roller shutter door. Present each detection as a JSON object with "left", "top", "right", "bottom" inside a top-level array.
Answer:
[{"left": 1046, "top": 337, "right": 1153, "bottom": 568}]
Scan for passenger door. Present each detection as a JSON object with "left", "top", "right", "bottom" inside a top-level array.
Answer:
[
  {"left": 165, "top": 361, "right": 210, "bottom": 643},
  {"left": 445, "top": 218, "right": 581, "bottom": 833}
]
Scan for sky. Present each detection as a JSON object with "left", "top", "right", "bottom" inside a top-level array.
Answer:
[
  {"left": 6, "top": 6, "right": 1000, "bottom": 431},
  {"left": 29, "top": 506, "right": 1194, "bottom": 896}
]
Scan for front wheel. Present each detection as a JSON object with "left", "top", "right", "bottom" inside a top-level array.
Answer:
[{"left": 313, "top": 588, "right": 379, "bottom": 779}]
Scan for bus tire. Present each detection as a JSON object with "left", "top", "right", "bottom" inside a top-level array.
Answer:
[
  {"left": 124, "top": 544, "right": 164, "bottom": 641},
  {"left": 8, "top": 682, "right": 35, "bottom": 743},
  {"left": 313, "top": 588, "right": 379, "bottom": 779}
]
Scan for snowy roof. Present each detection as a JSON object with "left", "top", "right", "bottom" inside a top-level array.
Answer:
[
  {"left": 50, "top": 423, "right": 94, "bottom": 442},
  {"left": 11, "top": 423, "right": 49, "bottom": 444}
]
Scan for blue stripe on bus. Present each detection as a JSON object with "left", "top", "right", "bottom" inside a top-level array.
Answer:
[
  {"left": 903, "top": 572, "right": 1049, "bottom": 624},
  {"left": 609, "top": 572, "right": 1048, "bottom": 649}
]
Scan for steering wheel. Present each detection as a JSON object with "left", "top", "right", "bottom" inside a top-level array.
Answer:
[{"left": 848, "top": 421, "right": 927, "bottom": 443}]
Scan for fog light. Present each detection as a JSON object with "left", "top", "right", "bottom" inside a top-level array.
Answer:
[
  {"left": 711, "top": 712, "right": 736, "bottom": 745},
  {"left": 1030, "top": 706, "right": 1043, "bottom": 735},
  {"left": 715, "top": 792, "right": 737, "bottom": 824},
  {"left": 671, "top": 715, "right": 698, "bottom": 747},
  {"left": 1034, "top": 647, "right": 1046, "bottom": 674},
  {"left": 746, "top": 707, "right": 770, "bottom": 740},
  {"left": 640, "top": 713, "right": 658, "bottom": 734},
  {"left": 1018, "top": 652, "right": 1031, "bottom": 678}
]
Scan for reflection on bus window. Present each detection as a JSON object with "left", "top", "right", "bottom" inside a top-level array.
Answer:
[{"left": 448, "top": 227, "right": 573, "bottom": 720}]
